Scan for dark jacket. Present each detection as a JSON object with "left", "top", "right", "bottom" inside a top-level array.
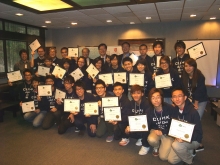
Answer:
[
  {"left": 119, "top": 94, "right": 131, "bottom": 123},
  {"left": 171, "top": 54, "right": 190, "bottom": 77},
  {"left": 40, "top": 89, "right": 58, "bottom": 112}
]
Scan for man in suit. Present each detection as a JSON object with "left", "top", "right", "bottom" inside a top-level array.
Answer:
[
  {"left": 98, "top": 43, "right": 110, "bottom": 71},
  {"left": 82, "top": 47, "right": 93, "bottom": 66},
  {"left": 118, "top": 42, "right": 131, "bottom": 66}
]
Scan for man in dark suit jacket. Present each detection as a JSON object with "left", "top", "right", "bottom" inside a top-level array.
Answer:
[
  {"left": 98, "top": 43, "right": 110, "bottom": 71},
  {"left": 82, "top": 47, "right": 93, "bottom": 66},
  {"left": 118, "top": 42, "right": 131, "bottom": 66}
]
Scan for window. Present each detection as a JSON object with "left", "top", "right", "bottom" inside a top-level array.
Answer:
[
  {"left": 6, "top": 40, "right": 27, "bottom": 72},
  {"left": 27, "top": 26, "right": 40, "bottom": 36},
  {"left": 0, "top": 21, "right": 2, "bottom": 30},
  {"left": 0, "top": 40, "right": 4, "bottom": 72},
  {"left": 5, "top": 22, "right": 26, "bottom": 34}
]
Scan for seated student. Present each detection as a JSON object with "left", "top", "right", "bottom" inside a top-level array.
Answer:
[
  {"left": 135, "top": 59, "right": 154, "bottom": 97},
  {"left": 68, "top": 80, "right": 98, "bottom": 137},
  {"left": 147, "top": 88, "right": 174, "bottom": 160},
  {"left": 58, "top": 75, "right": 77, "bottom": 134},
  {"left": 123, "top": 85, "right": 151, "bottom": 155},
  {"left": 41, "top": 75, "right": 62, "bottom": 130},
  {"left": 23, "top": 76, "right": 46, "bottom": 127},
  {"left": 168, "top": 88, "right": 203, "bottom": 165},
  {"left": 95, "top": 79, "right": 115, "bottom": 142},
  {"left": 154, "top": 55, "right": 180, "bottom": 104}
]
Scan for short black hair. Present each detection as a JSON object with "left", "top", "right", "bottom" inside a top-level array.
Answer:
[
  {"left": 61, "top": 47, "right": 68, "bottom": 52},
  {"left": 19, "top": 49, "right": 28, "bottom": 57},
  {"left": 23, "top": 69, "right": 32, "bottom": 75},
  {"left": 171, "top": 87, "right": 187, "bottom": 96},
  {"left": 95, "top": 79, "right": 106, "bottom": 88},
  {"left": 122, "top": 57, "right": 133, "bottom": 64},
  {"left": 93, "top": 57, "right": 103, "bottom": 66},
  {"left": 37, "top": 46, "right": 45, "bottom": 52},
  {"left": 45, "top": 75, "right": 55, "bottom": 82},
  {"left": 74, "top": 80, "right": 86, "bottom": 91},
  {"left": 64, "top": 75, "right": 75, "bottom": 84},
  {"left": 110, "top": 54, "right": 118, "bottom": 61},
  {"left": 131, "top": 85, "right": 144, "bottom": 94},
  {"left": 139, "top": 44, "right": 148, "bottom": 49},
  {"left": 98, "top": 43, "right": 107, "bottom": 50},
  {"left": 31, "top": 76, "right": 40, "bottom": 82},
  {"left": 148, "top": 88, "right": 164, "bottom": 107},
  {"left": 62, "top": 58, "right": 71, "bottom": 65},
  {"left": 174, "top": 40, "right": 186, "bottom": 50},
  {"left": 113, "top": 82, "right": 124, "bottom": 89},
  {"left": 44, "top": 56, "right": 53, "bottom": 61},
  {"left": 121, "top": 42, "right": 130, "bottom": 47},
  {"left": 153, "top": 41, "right": 164, "bottom": 49}
]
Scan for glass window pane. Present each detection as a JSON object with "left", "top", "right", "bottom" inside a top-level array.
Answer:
[
  {"left": 0, "top": 40, "right": 4, "bottom": 72},
  {"left": 27, "top": 27, "right": 40, "bottom": 36},
  {"left": 5, "top": 22, "right": 26, "bottom": 34},
  {"left": 0, "top": 21, "right": 2, "bottom": 30},
  {"left": 6, "top": 40, "right": 27, "bottom": 72}
]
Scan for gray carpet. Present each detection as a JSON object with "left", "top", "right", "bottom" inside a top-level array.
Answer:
[{"left": 0, "top": 103, "right": 220, "bottom": 165}]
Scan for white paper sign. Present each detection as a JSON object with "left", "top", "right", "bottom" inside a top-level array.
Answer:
[
  {"left": 113, "top": 72, "right": 127, "bottom": 84},
  {"left": 7, "top": 71, "right": 22, "bottom": 82},
  {"left": 129, "top": 73, "right": 144, "bottom": 86},
  {"left": 68, "top": 48, "right": 79, "bottom": 57},
  {"left": 155, "top": 74, "right": 172, "bottom": 88},
  {"left": 55, "top": 89, "right": 66, "bottom": 100},
  {"left": 128, "top": 115, "right": 148, "bottom": 132},
  {"left": 38, "top": 66, "right": 50, "bottom": 76},
  {"left": 104, "top": 107, "right": 121, "bottom": 121},
  {"left": 99, "top": 73, "right": 113, "bottom": 85},
  {"left": 187, "top": 42, "right": 207, "bottom": 59},
  {"left": 29, "top": 39, "right": 41, "bottom": 52},
  {"left": 22, "top": 101, "right": 35, "bottom": 113},
  {"left": 38, "top": 85, "right": 52, "bottom": 96},
  {"left": 52, "top": 66, "right": 66, "bottom": 79},
  {"left": 84, "top": 102, "right": 99, "bottom": 115},
  {"left": 129, "top": 53, "right": 139, "bottom": 66},
  {"left": 64, "top": 99, "right": 80, "bottom": 112},
  {"left": 70, "top": 68, "right": 84, "bottom": 81},
  {"left": 86, "top": 63, "right": 99, "bottom": 79}
]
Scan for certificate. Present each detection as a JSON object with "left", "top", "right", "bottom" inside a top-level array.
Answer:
[
  {"left": 128, "top": 115, "right": 148, "bottom": 132},
  {"left": 104, "top": 106, "right": 121, "bottom": 121},
  {"left": 187, "top": 42, "right": 207, "bottom": 59},
  {"left": 52, "top": 66, "right": 66, "bottom": 79},
  {"left": 86, "top": 63, "right": 99, "bottom": 79},
  {"left": 38, "top": 85, "right": 52, "bottom": 96},
  {"left": 99, "top": 73, "right": 113, "bottom": 85},
  {"left": 29, "top": 39, "right": 41, "bottom": 52},
  {"left": 129, "top": 73, "right": 144, "bottom": 86},
  {"left": 84, "top": 102, "right": 99, "bottom": 115},
  {"left": 38, "top": 66, "right": 50, "bottom": 76},
  {"left": 22, "top": 101, "right": 35, "bottom": 113},
  {"left": 101, "top": 97, "right": 119, "bottom": 108},
  {"left": 129, "top": 53, "right": 138, "bottom": 66},
  {"left": 70, "top": 68, "right": 84, "bottom": 81},
  {"left": 55, "top": 89, "right": 66, "bottom": 100},
  {"left": 156, "top": 56, "right": 162, "bottom": 67},
  {"left": 7, "top": 71, "right": 22, "bottom": 82},
  {"left": 64, "top": 99, "right": 80, "bottom": 112},
  {"left": 168, "top": 118, "right": 195, "bottom": 143},
  {"left": 114, "top": 72, "right": 127, "bottom": 84},
  {"left": 155, "top": 74, "right": 172, "bottom": 88},
  {"left": 68, "top": 48, "right": 79, "bottom": 57}
]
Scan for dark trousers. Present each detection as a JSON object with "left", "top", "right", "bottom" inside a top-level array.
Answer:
[{"left": 42, "top": 110, "right": 62, "bottom": 130}]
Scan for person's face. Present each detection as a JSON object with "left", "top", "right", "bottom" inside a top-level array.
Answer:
[
  {"left": 122, "top": 44, "right": 130, "bottom": 54},
  {"left": 123, "top": 61, "right": 133, "bottom": 72},
  {"left": 78, "top": 58, "right": 85, "bottom": 68},
  {"left": 95, "top": 60, "right": 102, "bottom": 70},
  {"left": 21, "top": 52, "right": 28, "bottom": 61},
  {"left": 32, "top": 80, "right": 39, "bottom": 89},
  {"left": 111, "top": 57, "right": 118, "bottom": 66},
  {"left": 176, "top": 46, "right": 185, "bottom": 56},
  {"left": 64, "top": 81, "right": 73, "bottom": 91},
  {"left": 172, "top": 90, "right": 187, "bottom": 108},
  {"left": 44, "top": 60, "right": 52, "bottom": 67},
  {"left": 95, "top": 84, "right": 106, "bottom": 96},
  {"left": 113, "top": 86, "right": 124, "bottom": 97},
  {"left": 76, "top": 86, "right": 85, "bottom": 98},
  {"left": 63, "top": 62, "right": 70, "bottom": 70},
  {"left": 98, "top": 46, "right": 107, "bottom": 56},
  {"left": 137, "top": 63, "right": 145, "bottom": 72},
  {"left": 45, "top": 78, "right": 54, "bottom": 85},
  {"left": 61, "top": 49, "right": 68, "bottom": 58},
  {"left": 184, "top": 63, "right": 194, "bottom": 75},
  {"left": 139, "top": 46, "right": 148, "bottom": 56},
  {"left": 49, "top": 49, "right": 56, "bottom": 58},
  {"left": 154, "top": 44, "right": 163, "bottom": 55},
  {"left": 37, "top": 48, "right": 45, "bottom": 57},
  {"left": 82, "top": 49, "right": 89, "bottom": 58},
  {"left": 24, "top": 72, "right": 32, "bottom": 81},
  {"left": 131, "top": 90, "right": 143, "bottom": 102},
  {"left": 151, "top": 92, "right": 162, "bottom": 107},
  {"left": 160, "top": 59, "right": 169, "bottom": 71}
]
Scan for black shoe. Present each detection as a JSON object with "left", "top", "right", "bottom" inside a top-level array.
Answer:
[
  {"left": 195, "top": 145, "right": 204, "bottom": 152},
  {"left": 192, "top": 149, "right": 196, "bottom": 157},
  {"left": 78, "top": 130, "right": 85, "bottom": 136}
]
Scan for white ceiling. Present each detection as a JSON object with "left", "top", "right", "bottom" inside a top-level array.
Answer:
[{"left": 0, "top": 0, "right": 219, "bottom": 29}]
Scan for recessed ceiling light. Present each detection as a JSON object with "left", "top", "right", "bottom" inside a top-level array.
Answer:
[
  {"left": 190, "top": 14, "right": 196, "bottom": 17},
  {"left": 42, "top": 26, "right": 47, "bottom": 27},
  {"left": 45, "top": 21, "right": 51, "bottom": 23},
  {"left": 130, "top": 22, "right": 135, "bottom": 24},
  {"left": 146, "top": 17, "right": 151, "bottom": 19},
  {"left": 71, "top": 22, "right": 77, "bottom": 25},
  {"left": 15, "top": 13, "right": 23, "bottom": 16},
  {"left": 67, "top": 27, "right": 70, "bottom": 28},
  {"left": 210, "top": 17, "right": 216, "bottom": 20},
  {"left": 106, "top": 20, "right": 112, "bottom": 23}
]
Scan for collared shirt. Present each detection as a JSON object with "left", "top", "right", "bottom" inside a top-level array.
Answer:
[{"left": 14, "top": 60, "right": 31, "bottom": 73}]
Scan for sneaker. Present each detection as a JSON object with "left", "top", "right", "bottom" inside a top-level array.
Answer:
[
  {"left": 195, "top": 145, "right": 204, "bottom": 152},
  {"left": 75, "top": 127, "right": 80, "bottom": 132},
  {"left": 119, "top": 138, "right": 130, "bottom": 146},
  {"left": 136, "top": 139, "right": 142, "bottom": 146},
  {"left": 106, "top": 135, "right": 114, "bottom": 142},
  {"left": 138, "top": 146, "right": 150, "bottom": 155},
  {"left": 152, "top": 148, "right": 159, "bottom": 157}
]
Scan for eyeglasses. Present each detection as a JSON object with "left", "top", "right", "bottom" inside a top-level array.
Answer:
[
  {"left": 76, "top": 87, "right": 84, "bottom": 91},
  {"left": 95, "top": 87, "right": 104, "bottom": 90}
]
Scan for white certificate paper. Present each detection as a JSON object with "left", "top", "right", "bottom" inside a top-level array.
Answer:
[
  {"left": 55, "top": 89, "right": 66, "bottom": 100},
  {"left": 64, "top": 99, "right": 80, "bottom": 112},
  {"left": 156, "top": 56, "right": 162, "bottom": 67},
  {"left": 22, "top": 101, "right": 35, "bottom": 113},
  {"left": 129, "top": 73, "right": 144, "bottom": 86},
  {"left": 68, "top": 48, "right": 79, "bottom": 57},
  {"left": 70, "top": 68, "right": 84, "bottom": 81},
  {"left": 38, "top": 85, "right": 52, "bottom": 96},
  {"left": 86, "top": 63, "right": 99, "bottom": 79},
  {"left": 114, "top": 72, "right": 127, "bottom": 84},
  {"left": 38, "top": 66, "right": 50, "bottom": 76},
  {"left": 187, "top": 42, "right": 207, "bottom": 59},
  {"left": 129, "top": 53, "right": 139, "bottom": 66},
  {"left": 7, "top": 71, "right": 22, "bottom": 82},
  {"left": 104, "top": 107, "right": 121, "bottom": 121},
  {"left": 155, "top": 74, "right": 172, "bottom": 88},
  {"left": 84, "top": 102, "right": 99, "bottom": 115},
  {"left": 52, "top": 66, "right": 66, "bottom": 79},
  {"left": 168, "top": 119, "right": 195, "bottom": 143},
  {"left": 128, "top": 115, "right": 148, "bottom": 132},
  {"left": 99, "top": 73, "right": 113, "bottom": 85},
  {"left": 29, "top": 39, "right": 41, "bottom": 52},
  {"left": 101, "top": 97, "right": 119, "bottom": 108}
]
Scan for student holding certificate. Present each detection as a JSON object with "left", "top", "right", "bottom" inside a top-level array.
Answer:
[
  {"left": 155, "top": 56, "right": 180, "bottom": 104},
  {"left": 60, "top": 47, "right": 76, "bottom": 71},
  {"left": 30, "top": 46, "right": 46, "bottom": 73},
  {"left": 147, "top": 88, "right": 175, "bottom": 159},
  {"left": 168, "top": 88, "right": 203, "bottom": 165}
]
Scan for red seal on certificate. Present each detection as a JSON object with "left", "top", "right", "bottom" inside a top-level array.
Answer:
[
  {"left": 47, "top": 91, "right": 50, "bottom": 94},
  {"left": 200, "top": 51, "right": 203, "bottom": 54},
  {"left": 94, "top": 110, "right": 97, "bottom": 113},
  {"left": 184, "top": 134, "right": 189, "bottom": 139},
  {"left": 142, "top": 124, "right": 146, "bottom": 129},
  {"left": 122, "top": 79, "right": 125, "bottom": 82},
  {"left": 31, "top": 107, "right": 34, "bottom": 110},
  {"left": 116, "top": 115, "right": 119, "bottom": 119}
]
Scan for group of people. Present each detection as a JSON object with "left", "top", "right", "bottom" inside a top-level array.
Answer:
[{"left": 6, "top": 40, "right": 207, "bottom": 165}]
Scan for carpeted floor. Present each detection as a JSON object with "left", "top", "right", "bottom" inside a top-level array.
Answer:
[{"left": 0, "top": 103, "right": 220, "bottom": 165}]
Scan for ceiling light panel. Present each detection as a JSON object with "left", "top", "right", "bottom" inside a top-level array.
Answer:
[{"left": 72, "top": 0, "right": 129, "bottom": 7}]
